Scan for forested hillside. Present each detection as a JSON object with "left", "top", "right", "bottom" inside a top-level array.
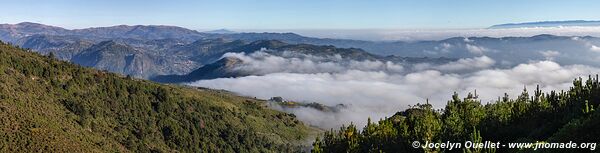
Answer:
[
  {"left": 313, "top": 76, "right": 600, "bottom": 152},
  {"left": 0, "top": 41, "right": 313, "bottom": 152}
]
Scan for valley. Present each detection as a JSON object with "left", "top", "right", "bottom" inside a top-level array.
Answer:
[{"left": 2, "top": 17, "right": 600, "bottom": 152}]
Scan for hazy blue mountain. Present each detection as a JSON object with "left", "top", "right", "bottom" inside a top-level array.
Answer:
[
  {"left": 71, "top": 25, "right": 206, "bottom": 41},
  {"left": 72, "top": 41, "right": 158, "bottom": 77},
  {"left": 383, "top": 34, "right": 600, "bottom": 67},
  {"left": 203, "top": 29, "right": 237, "bottom": 34},
  {"left": 71, "top": 40, "right": 199, "bottom": 78},
  {"left": 206, "top": 32, "right": 383, "bottom": 51},
  {"left": 110, "top": 38, "right": 190, "bottom": 54},
  {"left": 6, "top": 22, "right": 600, "bottom": 66},
  {"left": 489, "top": 20, "right": 600, "bottom": 29},
  {"left": 152, "top": 56, "right": 246, "bottom": 83},
  {"left": 151, "top": 40, "right": 455, "bottom": 83},
  {"left": 0, "top": 22, "right": 206, "bottom": 42},
  {"left": 15, "top": 34, "right": 94, "bottom": 60},
  {"left": 169, "top": 38, "right": 246, "bottom": 64},
  {"left": 0, "top": 22, "right": 422, "bottom": 58},
  {"left": 5, "top": 22, "right": 600, "bottom": 80},
  {"left": 0, "top": 22, "right": 70, "bottom": 42}
]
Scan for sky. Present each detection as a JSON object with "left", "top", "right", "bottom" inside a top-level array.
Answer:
[{"left": 1, "top": 0, "right": 600, "bottom": 30}]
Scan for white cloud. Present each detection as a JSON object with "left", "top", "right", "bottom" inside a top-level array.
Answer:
[
  {"left": 434, "top": 43, "right": 453, "bottom": 53},
  {"left": 590, "top": 45, "right": 600, "bottom": 53},
  {"left": 435, "top": 56, "right": 495, "bottom": 72},
  {"left": 540, "top": 50, "right": 560, "bottom": 60},
  {"left": 222, "top": 51, "right": 404, "bottom": 74},
  {"left": 188, "top": 60, "right": 600, "bottom": 129},
  {"left": 465, "top": 44, "right": 489, "bottom": 55},
  {"left": 184, "top": 27, "right": 600, "bottom": 129},
  {"left": 464, "top": 37, "right": 474, "bottom": 42}
]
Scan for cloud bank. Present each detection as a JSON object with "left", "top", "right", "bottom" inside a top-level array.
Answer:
[
  {"left": 187, "top": 52, "right": 600, "bottom": 129},
  {"left": 465, "top": 44, "right": 489, "bottom": 55},
  {"left": 223, "top": 51, "right": 405, "bottom": 74},
  {"left": 540, "top": 50, "right": 560, "bottom": 60}
]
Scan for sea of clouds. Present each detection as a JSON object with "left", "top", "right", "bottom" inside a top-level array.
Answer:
[{"left": 188, "top": 51, "right": 600, "bottom": 129}]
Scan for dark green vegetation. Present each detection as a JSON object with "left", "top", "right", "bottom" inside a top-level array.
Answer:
[
  {"left": 268, "top": 97, "right": 346, "bottom": 113},
  {"left": 0, "top": 41, "right": 313, "bottom": 152},
  {"left": 313, "top": 78, "right": 600, "bottom": 152}
]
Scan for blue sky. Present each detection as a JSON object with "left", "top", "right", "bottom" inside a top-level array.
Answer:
[{"left": 2, "top": 0, "right": 600, "bottom": 30}]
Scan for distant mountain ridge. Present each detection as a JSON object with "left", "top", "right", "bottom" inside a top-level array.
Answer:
[
  {"left": 0, "top": 22, "right": 412, "bottom": 57},
  {"left": 203, "top": 29, "right": 237, "bottom": 34},
  {"left": 4, "top": 22, "right": 600, "bottom": 80},
  {"left": 0, "top": 22, "right": 207, "bottom": 42},
  {"left": 1, "top": 22, "right": 460, "bottom": 79},
  {"left": 152, "top": 56, "right": 247, "bottom": 83},
  {"left": 151, "top": 40, "right": 456, "bottom": 83},
  {"left": 489, "top": 20, "right": 600, "bottom": 29}
]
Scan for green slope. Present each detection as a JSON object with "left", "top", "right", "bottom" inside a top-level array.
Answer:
[
  {"left": 313, "top": 79, "right": 600, "bottom": 152},
  {"left": 0, "top": 41, "right": 312, "bottom": 152}
]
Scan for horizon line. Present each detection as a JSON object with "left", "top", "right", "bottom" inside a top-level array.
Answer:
[{"left": 7, "top": 20, "right": 600, "bottom": 31}]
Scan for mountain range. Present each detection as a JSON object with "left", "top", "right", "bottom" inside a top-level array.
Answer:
[
  {"left": 0, "top": 22, "right": 205, "bottom": 42},
  {"left": 151, "top": 39, "right": 456, "bottom": 83},
  {"left": 4, "top": 22, "right": 600, "bottom": 82},
  {"left": 489, "top": 20, "right": 600, "bottom": 29},
  {"left": 0, "top": 22, "right": 455, "bottom": 79},
  {"left": 203, "top": 29, "right": 237, "bottom": 34}
]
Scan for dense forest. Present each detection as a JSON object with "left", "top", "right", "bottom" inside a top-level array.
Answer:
[
  {"left": 312, "top": 75, "right": 600, "bottom": 152},
  {"left": 0, "top": 41, "right": 314, "bottom": 152}
]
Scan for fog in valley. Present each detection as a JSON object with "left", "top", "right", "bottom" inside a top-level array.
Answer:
[{"left": 188, "top": 33, "right": 600, "bottom": 128}]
